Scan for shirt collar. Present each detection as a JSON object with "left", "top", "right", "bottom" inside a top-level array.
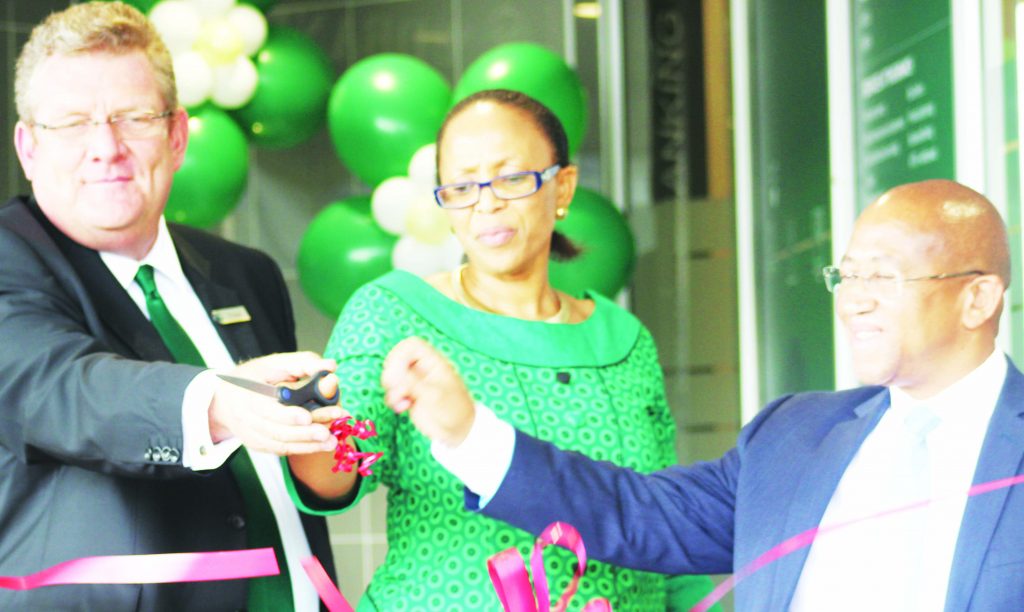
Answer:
[
  {"left": 888, "top": 349, "right": 1007, "bottom": 424},
  {"left": 99, "top": 217, "right": 186, "bottom": 291}
]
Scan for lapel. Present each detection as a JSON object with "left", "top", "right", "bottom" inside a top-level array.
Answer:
[
  {"left": 943, "top": 359, "right": 1024, "bottom": 611},
  {"left": 765, "top": 389, "right": 890, "bottom": 610},
  {"left": 34, "top": 208, "right": 174, "bottom": 363},
  {"left": 171, "top": 227, "right": 262, "bottom": 363},
  {"left": 33, "top": 195, "right": 263, "bottom": 365}
]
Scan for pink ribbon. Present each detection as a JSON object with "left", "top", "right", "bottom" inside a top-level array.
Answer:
[
  {"left": 0, "top": 547, "right": 356, "bottom": 612},
  {"left": 330, "top": 416, "right": 384, "bottom": 476},
  {"left": 689, "top": 473, "right": 1024, "bottom": 612},
  {"left": 0, "top": 548, "right": 278, "bottom": 590},
  {"left": 301, "top": 556, "right": 354, "bottom": 612},
  {"left": 489, "top": 521, "right": 612, "bottom": 612}
]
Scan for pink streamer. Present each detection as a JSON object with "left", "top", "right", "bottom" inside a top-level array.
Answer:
[
  {"left": 488, "top": 521, "right": 612, "bottom": 612},
  {"left": 0, "top": 548, "right": 278, "bottom": 590},
  {"left": 302, "top": 556, "right": 354, "bottom": 612},
  {"left": 0, "top": 547, "right": 356, "bottom": 612},
  {"left": 330, "top": 416, "right": 384, "bottom": 476},
  {"left": 689, "top": 473, "right": 1024, "bottom": 612}
]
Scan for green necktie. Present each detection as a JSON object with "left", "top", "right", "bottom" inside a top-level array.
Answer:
[{"left": 134, "top": 264, "right": 293, "bottom": 611}]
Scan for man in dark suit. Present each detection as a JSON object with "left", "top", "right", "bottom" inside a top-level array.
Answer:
[
  {"left": 0, "top": 3, "right": 343, "bottom": 610},
  {"left": 382, "top": 179, "right": 1024, "bottom": 610}
]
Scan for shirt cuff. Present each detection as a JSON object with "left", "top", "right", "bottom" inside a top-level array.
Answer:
[
  {"left": 430, "top": 403, "right": 515, "bottom": 506},
  {"left": 181, "top": 369, "right": 241, "bottom": 470}
]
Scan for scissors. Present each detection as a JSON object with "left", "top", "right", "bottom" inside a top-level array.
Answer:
[{"left": 217, "top": 369, "right": 338, "bottom": 410}]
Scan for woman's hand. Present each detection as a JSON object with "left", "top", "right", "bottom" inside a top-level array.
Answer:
[{"left": 381, "top": 337, "right": 475, "bottom": 448}]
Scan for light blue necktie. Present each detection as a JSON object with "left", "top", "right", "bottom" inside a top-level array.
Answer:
[{"left": 898, "top": 405, "right": 940, "bottom": 610}]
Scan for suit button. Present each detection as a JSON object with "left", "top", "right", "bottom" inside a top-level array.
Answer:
[{"left": 227, "top": 514, "right": 246, "bottom": 530}]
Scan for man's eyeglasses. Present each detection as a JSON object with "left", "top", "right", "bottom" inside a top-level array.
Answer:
[
  {"left": 30, "top": 110, "right": 173, "bottom": 142},
  {"left": 822, "top": 265, "right": 985, "bottom": 300},
  {"left": 434, "top": 164, "right": 561, "bottom": 209}
]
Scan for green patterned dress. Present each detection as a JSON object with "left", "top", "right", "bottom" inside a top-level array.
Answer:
[{"left": 285, "top": 270, "right": 717, "bottom": 611}]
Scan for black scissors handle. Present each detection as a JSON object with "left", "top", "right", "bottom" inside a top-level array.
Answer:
[{"left": 278, "top": 370, "right": 338, "bottom": 409}]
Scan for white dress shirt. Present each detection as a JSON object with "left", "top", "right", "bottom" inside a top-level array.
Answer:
[
  {"left": 100, "top": 218, "right": 318, "bottom": 612},
  {"left": 435, "top": 350, "right": 1008, "bottom": 611},
  {"left": 791, "top": 349, "right": 1005, "bottom": 611}
]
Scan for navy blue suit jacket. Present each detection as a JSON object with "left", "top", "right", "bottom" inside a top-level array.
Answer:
[{"left": 478, "top": 358, "right": 1024, "bottom": 611}]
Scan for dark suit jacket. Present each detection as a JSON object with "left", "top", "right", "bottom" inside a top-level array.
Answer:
[
  {"left": 0, "top": 196, "right": 336, "bottom": 611},
  {"left": 478, "top": 358, "right": 1024, "bottom": 611}
]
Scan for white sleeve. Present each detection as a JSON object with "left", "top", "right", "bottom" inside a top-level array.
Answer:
[
  {"left": 430, "top": 403, "right": 515, "bottom": 507},
  {"left": 181, "top": 369, "right": 241, "bottom": 470}
]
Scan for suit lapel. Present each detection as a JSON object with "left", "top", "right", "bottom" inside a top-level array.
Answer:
[
  {"left": 34, "top": 208, "right": 174, "bottom": 363},
  {"left": 172, "top": 229, "right": 262, "bottom": 363},
  {"left": 766, "top": 389, "right": 890, "bottom": 610},
  {"left": 944, "top": 360, "right": 1024, "bottom": 611}
]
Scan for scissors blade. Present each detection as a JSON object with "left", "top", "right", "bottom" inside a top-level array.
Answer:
[{"left": 217, "top": 374, "right": 280, "bottom": 398}]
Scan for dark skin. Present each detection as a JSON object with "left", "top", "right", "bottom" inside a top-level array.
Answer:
[
  {"left": 289, "top": 99, "right": 591, "bottom": 500},
  {"left": 837, "top": 179, "right": 1009, "bottom": 399},
  {"left": 863, "top": 179, "right": 1010, "bottom": 285}
]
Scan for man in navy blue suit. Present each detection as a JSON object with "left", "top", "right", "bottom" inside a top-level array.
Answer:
[{"left": 381, "top": 178, "right": 1023, "bottom": 611}]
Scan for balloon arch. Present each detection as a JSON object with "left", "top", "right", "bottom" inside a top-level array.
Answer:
[{"left": 116, "top": 0, "right": 637, "bottom": 317}]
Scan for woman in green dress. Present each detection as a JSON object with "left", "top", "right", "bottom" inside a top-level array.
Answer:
[{"left": 287, "top": 89, "right": 719, "bottom": 611}]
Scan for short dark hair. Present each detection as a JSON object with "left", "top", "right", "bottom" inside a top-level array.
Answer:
[{"left": 437, "top": 89, "right": 580, "bottom": 260}]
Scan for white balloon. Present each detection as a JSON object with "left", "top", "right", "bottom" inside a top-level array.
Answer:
[
  {"left": 227, "top": 4, "right": 269, "bottom": 56},
  {"left": 211, "top": 56, "right": 258, "bottom": 108},
  {"left": 407, "top": 143, "right": 437, "bottom": 188},
  {"left": 404, "top": 192, "right": 451, "bottom": 245},
  {"left": 391, "top": 235, "right": 465, "bottom": 278},
  {"left": 187, "top": 0, "right": 236, "bottom": 19},
  {"left": 149, "top": 1, "right": 202, "bottom": 55},
  {"left": 173, "top": 52, "right": 213, "bottom": 108},
  {"left": 371, "top": 177, "right": 419, "bottom": 235}
]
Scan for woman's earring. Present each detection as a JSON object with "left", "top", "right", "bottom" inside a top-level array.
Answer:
[{"left": 555, "top": 207, "right": 567, "bottom": 220}]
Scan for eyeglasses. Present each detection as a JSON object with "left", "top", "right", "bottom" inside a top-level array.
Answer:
[
  {"left": 822, "top": 265, "right": 985, "bottom": 300},
  {"left": 30, "top": 110, "right": 173, "bottom": 142},
  {"left": 434, "top": 164, "right": 562, "bottom": 209}
]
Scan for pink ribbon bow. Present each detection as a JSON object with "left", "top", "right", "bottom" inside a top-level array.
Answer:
[
  {"left": 330, "top": 416, "right": 384, "bottom": 476},
  {"left": 488, "top": 521, "right": 612, "bottom": 612}
]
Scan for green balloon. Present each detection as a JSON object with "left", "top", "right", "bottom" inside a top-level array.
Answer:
[
  {"left": 231, "top": 26, "right": 334, "bottom": 149},
  {"left": 297, "top": 196, "right": 398, "bottom": 317},
  {"left": 98, "top": 0, "right": 160, "bottom": 13},
  {"left": 328, "top": 54, "right": 451, "bottom": 187},
  {"left": 549, "top": 187, "right": 635, "bottom": 298},
  {"left": 453, "top": 42, "right": 588, "bottom": 156},
  {"left": 166, "top": 106, "right": 249, "bottom": 228},
  {"left": 244, "top": 0, "right": 277, "bottom": 10}
]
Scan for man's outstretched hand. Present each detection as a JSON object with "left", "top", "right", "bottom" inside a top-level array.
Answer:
[
  {"left": 381, "top": 337, "right": 475, "bottom": 448},
  {"left": 209, "top": 352, "right": 344, "bottom": 455}
]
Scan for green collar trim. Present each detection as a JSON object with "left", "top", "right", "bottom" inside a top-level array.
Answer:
[{"left": 374, "top": 270, "right": 640, "bottom": 367}]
